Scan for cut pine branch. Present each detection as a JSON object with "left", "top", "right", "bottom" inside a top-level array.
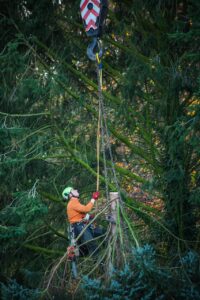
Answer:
[
  {"left": 109, "top": 126, "right": 162, "bottom": 174},
  {"left": 23, "top": 244, "right": 64, "bottom": 256},
  {"left": 39, "top": 191, "right": 65, "bottom": 206}
]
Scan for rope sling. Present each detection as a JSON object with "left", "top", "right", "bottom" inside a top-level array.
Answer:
[{"left": 95, "top": 52, "right": 122, "bottom": 203}]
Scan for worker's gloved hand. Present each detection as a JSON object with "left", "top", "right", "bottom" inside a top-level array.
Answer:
[
  {"left": 92, "top": 191, "right": 100, "bottom": 200},
  {"left": 83, "top": 213, "right": 90, "bottom": 221}
]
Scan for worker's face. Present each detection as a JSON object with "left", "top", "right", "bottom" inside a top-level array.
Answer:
[{"left": 71, "top": 189, "right": 79, "bottom": 198}]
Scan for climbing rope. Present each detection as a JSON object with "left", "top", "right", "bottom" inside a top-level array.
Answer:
[
  {"left": 96, "top": 53, "right": 102, "bottom": 193},
  {"left": 96, "top": 53, "right": 102, "bottom": 192},
  {"left": 96, "top": 101, "right": 101, "bottom": 192},
  {"left": 95, "top": 54, "right": 109, "bottom": 202},
  {"left": 95, "top": 53, "right": 123, "bottom": 204}
]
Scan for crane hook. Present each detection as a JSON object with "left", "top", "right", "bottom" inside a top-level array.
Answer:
[{"left": 87, "top": 37, "right": 103, "bottom": 61}]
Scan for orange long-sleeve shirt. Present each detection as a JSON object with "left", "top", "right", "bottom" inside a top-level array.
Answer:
[{"left": 67, "top": 197, "right": 94, "bottom": 224}]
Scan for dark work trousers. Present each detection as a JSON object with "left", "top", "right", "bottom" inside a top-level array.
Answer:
[{"left": 72, "top": 222, "right": 104, "bottom": 256}]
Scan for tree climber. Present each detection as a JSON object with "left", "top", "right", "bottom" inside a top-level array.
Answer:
[{"left": 62, "top": 187, "right": 104, "bottom": 256}]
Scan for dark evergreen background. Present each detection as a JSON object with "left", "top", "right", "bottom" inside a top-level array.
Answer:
[{"left": 0, "top": 0, "right": 199, "bottom": 299}]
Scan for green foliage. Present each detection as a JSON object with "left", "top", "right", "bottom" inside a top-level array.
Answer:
[
  {"left": 82, "top": 245, "right": 200, "bottom": 300},
  {"left": 20, "top": 269, "right": 42, "bottom": 288},
  {"left": 0, "top": 279, "right": 41, "bottom": 300},
  {"left": 0, "top": 191, "right": 48, "bottom": 263},
  {"left": 189, "top": 188, "right": 200, "bottom": 206},
  {"left": 181, "top": 251, "right": 200, "bottom": 279}
]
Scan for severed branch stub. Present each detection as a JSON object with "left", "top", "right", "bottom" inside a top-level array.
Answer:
[
  {"left": 109, "top": 192, "right": 119, "bottom": 235},
  {"left": 106, "top": 192, "right": 119, "bottom": 279}
]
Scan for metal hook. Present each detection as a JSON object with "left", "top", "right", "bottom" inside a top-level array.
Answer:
[{"left": 87, "top": 37, "right": 103, "bottom": 61}]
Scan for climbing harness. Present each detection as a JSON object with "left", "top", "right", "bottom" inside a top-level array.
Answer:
[{"left": 80, "top": 0, "right": 108, "bottom": 60}]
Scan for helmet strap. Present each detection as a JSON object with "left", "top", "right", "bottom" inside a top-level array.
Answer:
[{"left": 70, "top": 192, "right": 79, "bottom": 198}]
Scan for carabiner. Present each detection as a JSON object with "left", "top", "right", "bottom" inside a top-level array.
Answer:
[{"left": 87, "top": 38, "right": 103, "bottom": 61}]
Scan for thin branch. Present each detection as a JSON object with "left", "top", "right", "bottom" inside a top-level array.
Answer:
[
  {"left": 0, "top": 111, "right": 50, "bottom": 117},
  {"left": 23, "top": 244, "right": 64, "bottom": 256}
]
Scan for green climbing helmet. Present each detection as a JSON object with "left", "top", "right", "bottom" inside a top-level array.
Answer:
[{"left": 62, "top": 186, "right": 73, "bottom": 201}]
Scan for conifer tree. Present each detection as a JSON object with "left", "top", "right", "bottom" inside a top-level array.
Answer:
[{"left": 0, "top": 0, "right": 199, "bottom": 298}]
